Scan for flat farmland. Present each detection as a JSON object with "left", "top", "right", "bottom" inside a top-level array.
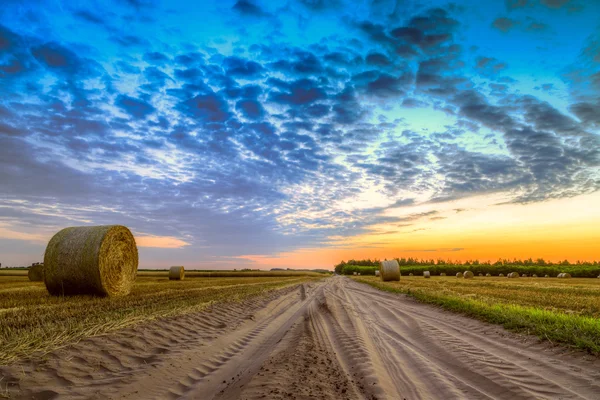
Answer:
[
  {"left": 0, "top": 274, "right": 321, "bottom": 365},
  {"left": 354, "top": 275, "right": 600, "bottom": 353}
]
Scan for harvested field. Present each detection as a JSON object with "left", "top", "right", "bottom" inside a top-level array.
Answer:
[
  {"left": 2, "top": 276, "right": 600, "bottom": 400},
  {"left": 0, "top": 274, "right": 320, "bottom": 365}
]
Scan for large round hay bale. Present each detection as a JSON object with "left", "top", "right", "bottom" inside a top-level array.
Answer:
[
  {"left": 424, "top": 271, "right": 430, "bottom": 278},
  {"left": 169, "top": 266, "right": 185, "bottom": 280},
  {"left": 463, "top": 271, "right": 474, "bottom": 279},
  {"left": 440, "top": 272, "right": 446, "bottom": 276},
  {"left": 456, "top": 272, "right": 463, "bottom": 278},
  {"left": 28, "top": 264, "right": 44, "bottom": 282},
  {"left": 508, "top": 272, "right": 519, "bottom": 278},
  {"left": 485, "top": 273, "right": 491, "bottom": 277},
  {"left": 44, "top": 225, "right": 138, "bottom": 297},
  {"left": 380, "top": 260, "right": 400, "bottom": 281}
]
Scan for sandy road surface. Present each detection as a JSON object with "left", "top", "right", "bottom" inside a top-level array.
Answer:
[{"left": 3, "top": 276, "right": 600, "bottom": 400}]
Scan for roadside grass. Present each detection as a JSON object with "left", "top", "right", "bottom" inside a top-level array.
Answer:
[
  {"left": 0, "top": 275, "right": 319, "bottom": 365},
  {"left": 354, "top": 276, "right": 600, "bottom": 354}
]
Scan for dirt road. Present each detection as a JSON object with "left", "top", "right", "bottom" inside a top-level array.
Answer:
[{"left": 3, "top": 276, "right": 600, "bottom": 399}]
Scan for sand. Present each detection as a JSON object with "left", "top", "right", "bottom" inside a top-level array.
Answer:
[{"left": 2, "top": 276, "right": 600, "bottom": 400}]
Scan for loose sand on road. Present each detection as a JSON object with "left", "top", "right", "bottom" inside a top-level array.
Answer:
[{"left": 2, "top": 276, "right": 600, "bottom": 399}]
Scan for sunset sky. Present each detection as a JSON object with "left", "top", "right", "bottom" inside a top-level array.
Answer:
[{"left": 1, "top": 0, "right": 599, "bottom": 269}]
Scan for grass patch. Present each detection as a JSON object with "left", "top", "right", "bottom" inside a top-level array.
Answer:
[
  {"left": 354, "top": 276, "right": 600, "bottom": 354},
  {"left": 0, "top": 275, "right": 320, "bottom": 364}
]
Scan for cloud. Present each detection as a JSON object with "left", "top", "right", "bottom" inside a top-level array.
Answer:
[
  {"left": 492, "top": 17, "right": 518, "bottom": 32},
  {"left": 115, "top": 94, "right": 156, "bottom": 119},
  {"left": 135, "top": 235, "right": 190, "bottom": 248}
]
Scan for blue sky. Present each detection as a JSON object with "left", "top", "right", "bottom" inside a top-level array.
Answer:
[{"left": 0, "top": 0, "right": 599, "bottom": 268}]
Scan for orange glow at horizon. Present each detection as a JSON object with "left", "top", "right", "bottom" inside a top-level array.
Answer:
[{"left": 239, "top": 192, "right": 600, "bottom": 269}]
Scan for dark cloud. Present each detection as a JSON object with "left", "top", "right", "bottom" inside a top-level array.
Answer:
[
  {"left": 570, "top": 102, "right": 600, "bottom": 127},
  {"left": 143, "top": 51, "right": 170, "bottom": 64},
  {"left": 236, "top": 99, "right": 265, "bottom": 120},
  {"left": 223, "top": 56, "right": 264, "bottom": 78},
  {"left": 269, "top": 78, "right": 327, "bottom": 105},
  {"left": 177, "top": 92, "right": 232, "bottom": 122},
  {"left": 115, "top": 94, "right": 156, "bottom": 119},
  {"left": 492, "top": 17, "right": 517, "bottom": 32},
  {"left": 232, "top": 0, "right": 268, "bottom": 17}
]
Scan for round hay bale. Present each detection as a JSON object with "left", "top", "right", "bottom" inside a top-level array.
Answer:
[
  {"left": 499, "top": 273, "right": 504, "bottom": 277},
  {"left": 424, "top": 271, "right": 430, "bottom": 278},
  {"left": 456, "top": 272, "right": 463, "bottom": 278},
  {"left": 522, "top": 274, "right": 528, "bottom": 277},
  {"left": 44, "top": 225, "right": 138, "bottom": 297},
  {"left": 508, "top": 272, "right": 519, "bottom": 278},
  {"left": 486, "top": 273, "right": 491, "bottom": 277},
  {"left": 478, "top": 273, "right": 483, "bottom": 276},
  {"left": 440, "top": 272, "right": 446, "bottom": 276},
  {"left": 545, "top": 275, "right": 549, "bottom": 278},
  {"left": 28, "top": 264, "right": 44, "bottom": 282},
  {"left": 375, "top": 270, "right": 380, "bottom": 277},
  {"left": 532, "top": 274, "right": 537, "bottom": 277},
  {"left": 409, "top": 273, "right": 413, "bottom": 276},
  {"left": 463, "top": 271, "right": 474, "bottom": 279},
  {"left": 169, "top": 266, "right": 185, "bottom": 280},
  {"left": 559, "top": 272, "right": 571, "bottom": 279},
  {"left": 358, "top": 272, "right": 361, "bottom": 276},
  {"left": 380, "top": 260, "right": 400, "bottom": 281}
]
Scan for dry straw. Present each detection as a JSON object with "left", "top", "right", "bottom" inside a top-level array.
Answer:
[
  {"left": 463, "top": 271, "right": 474, "bottom": 279},
  {"left": 424, "top": 271, "right": 430, "bottom": 278},
  {"left": 169, "top": 266, "right": 185, "bottom": 280},
  {"left": 380, "top": 260, "right": 400, "bottom": 281},
  {"left": 28, "top": 264, "right": 44, "bottom": 282},
  {"left": 44, "top": 225, "right": 138, "bottom": 297}
]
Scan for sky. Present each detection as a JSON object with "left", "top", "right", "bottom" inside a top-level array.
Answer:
[{"left": 0, "top": 0, "right": 599, "bottom": 269}]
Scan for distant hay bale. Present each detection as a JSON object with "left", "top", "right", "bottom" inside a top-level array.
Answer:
[
  {"left": 456, "top": 272, "right": 463, "bottom": 278},
  {"left": 440, "top": 272, "right": 446, "bottom": 276},
  {"left": 28, "top": 264, "right": 44, "bottom": 282},
  {"left": 558, "top": 272, "right": 571, "bottom": 279},
  {"left": 508, "top": 272, "right": 519, "bottom": 278},
  {"left": 478, "top": 273, "right": 483, "bottom": 276},
  {"left": 424, "top": 271, "right": 430, "bottom": 278},
  {"left": 409, "top": 273, "right": 414, "bottom": 276},
  {"left": 532, "top": 274, "right": 537, "bottom": 277},
  {"left": 522, "top": 274, "right": 528, "bottom": 277},
  {"left": 499, "top": 273, "right": 504, "bottom": 277},
  {"left": 169, "top": 266, "right": 185, "bottom": 280},
  {"left": 545, "top": 275, "right": 549, "bottom": 278},
  {"left": 463, "top": 271, "right": 474, "bottom": 279},
  {"left": 380, "top": 260, "right": 400, "bottom": 281},
  {"left": 44, "top": 225, "right": 138, "bottom": 297},
  {"left": 375, "top": 270, "right": 380, "bottom": 277},
  {"left": 486, "top": 273, "right": 491, "bottom": 277},
  {"left": 358, "top": 272, "right": 361, "bottom": 276},
  {"left": 353, "top": 272, "right": 357, "bottom": 276}
]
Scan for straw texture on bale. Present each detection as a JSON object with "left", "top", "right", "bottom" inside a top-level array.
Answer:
[
  {"left": 28, "top": 264, "right": 44, "bottom": 282},
  {"left": 169, "top": 266, "right": 185, "bottom": 280},
  {"left": 424, "top": 271, "right": 430, "bottom": 278},
  {"left": 456, "top": 272, "right": 463, "bottom": 278},
  {"left": 508, "top": 272, "right": 519, "bottom": 278},
  {"left": 380, "top": 260, "right": 400, "bottom": 281},
  {"left": 44, "top": 225, "right": 138, "bottom": 297},
  {"left": 463, "top": 271, "right": 474, "bottom": 279}
]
